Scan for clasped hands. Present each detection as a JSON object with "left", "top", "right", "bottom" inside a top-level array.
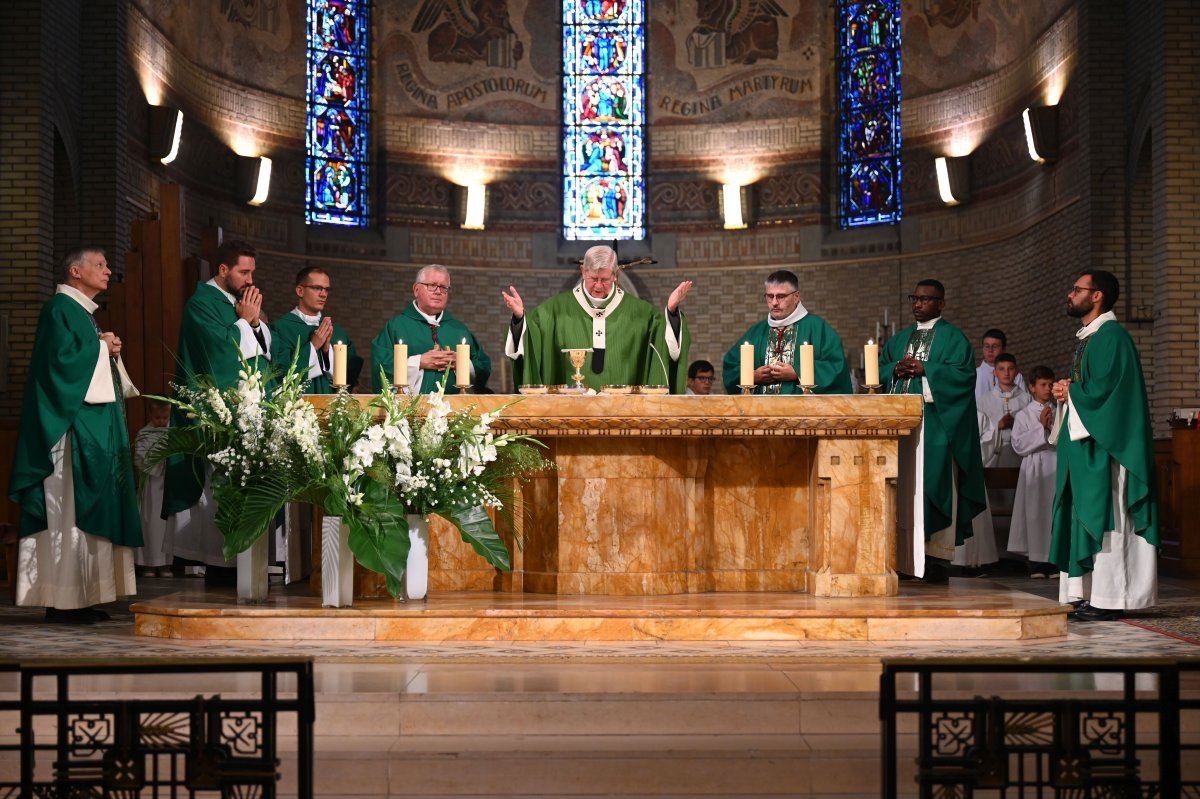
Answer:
[
  {"left": 892, "top": 357, "right": 925, "bottom": 379},
  {"left": 754, "top": 363, "right": 797, "bottom": 385},
  {"left": 420, "top": 347, "right": 456, "bottom": 372},
  {"left": 1051, "top": 378, "right": 1072, "bottom": 403},
  {"left": 235, "top": 286, "right": 264, "bottom": 327},
  {"left": 100, "top": 332, "right": 121, "bottom": 356},
  {"left": 309, "top": 317, "right": 334, "bottom": 351}
]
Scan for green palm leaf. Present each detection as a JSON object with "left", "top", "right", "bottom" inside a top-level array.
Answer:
[{"left": 441, "top": 504, "right": 510, "bottom": 571}]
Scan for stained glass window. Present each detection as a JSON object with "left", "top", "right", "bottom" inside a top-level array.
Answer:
[
  {"left": 563, "top": 0, "right": 646, "bottom": 240},
  {"left": 836, "top": 0, "right": 902, "bottom": 228},
  {"left": 307, "top": 0, "right": 370, "bottom": 227}
]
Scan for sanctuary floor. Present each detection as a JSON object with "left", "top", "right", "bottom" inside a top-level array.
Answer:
[{"left": 2, "top": 569, "right": 1198, "bottom": 798}]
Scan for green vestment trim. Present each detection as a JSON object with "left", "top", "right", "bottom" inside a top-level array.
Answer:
[
  {"left": 516, "top": 288, "right": 691, "bottom": 392},
  {"left": 882, "top": 319, "right": 986, "bottom": 543},
  {"left": 721, "top": 314, "right": 852, "bottom": 395},
  {"left": 9, "top": 293, "right": 142, "bottom": 546},
  {"left": 270, "top": 311, "right": 363, "bottom": 394},
  {"left": 162, "top": 281, "right": 271, "bottom": 516},
  {"left": 370, "top": 304, "right": 491, "bottom": 393},
  {"left": 1049, "top": 319, "right": 1158, "bottom": 577}
]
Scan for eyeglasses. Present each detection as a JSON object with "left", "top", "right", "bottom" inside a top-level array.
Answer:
[
  {"left": 908, "top": 295, "right": 943, "bottom": 303},
  {"left": 300, "top": 284, "right": 331, "bottom": 294},
  {"left": 764, "top": 290, "right": 799, "bottom": 302},
  {"left": 1069, "top": 285, "right": 1098, "bottom": 294},
  {"left": 692, "top": 376, "right": 715, "bottom": 384},
  {"left": 417, "top": 283, "right": 451, "bottom": 294}
]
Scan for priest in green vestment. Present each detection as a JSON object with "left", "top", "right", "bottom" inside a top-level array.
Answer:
[
  {"left": 370, "top": 265, "right": 491, "bottom": 393},
  {"left": 271, "top": 266, "right": 362, "bottom": 393},
  {"left": 721, "top": 270, "right": 852, "bottom": 395},
  {"left": 881, "top": 280, "right": 987, "bottom": 579},
  {"left": 1049, "top": 270, "right": 1158, "bottom": 621},
  {"left": 502, "top": 245, "right": 693, "bottom": 392},
  {"left": 162, "top": 240, "right": 272, "bottom": 568},
  {"left": 9, "top": 247, "right": 142, "bottom": 623}
]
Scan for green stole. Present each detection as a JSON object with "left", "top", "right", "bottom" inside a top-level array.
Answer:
[
  {"left": 517, "top": 286, "right": 691, "bottom": 392},
  {"left": 162, "top": 281, "right": 271, "bottom": 516},
  {"left": 369, "top": 303, "right": 491, "bottom": 393},
  {"left": 270, "top": 309, "right": 363, "bottom": 393},
  {"left": 881, "top": 318, "right": 986, "bottom": 543},
  {"left": 721, "top": 314, "right": 852, "bottom": 395},
  {"left": 1049, "top": 318, "right": 1158, "bottom": 577},
  {"left": 8, "top": 292, "right": 142, "bottom": 545}
]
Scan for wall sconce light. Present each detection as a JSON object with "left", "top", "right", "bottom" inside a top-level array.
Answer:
[
  {"left": 720, "top": 183, "right": 751, "bottom": 229},
  {"left": 234, "top": 155, "right": 272, "bottom": 206},
  {"left": 1022, "top": 105, "right": 1059, "bottom": 163},
  {"left": 147, "top": 104, "right": 183, "bottom": 164},
  {"left": 934, "top": 155, "right": 971, "bottom": 206},
  {"left": 457, "top": 183, "right": 488, "bottom": 230}
]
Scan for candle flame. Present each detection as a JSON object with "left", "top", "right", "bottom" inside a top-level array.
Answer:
[
  {"left": 868, "top": 339, "right": 875, "bottom": 345},
  {"left": 397, "top": 339, "right": 403, "bottom": 345},
  {"left": 461, "top": 337, "right": 467, "bottom": 345}
]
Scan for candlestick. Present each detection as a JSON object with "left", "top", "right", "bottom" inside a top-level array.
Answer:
[
  {"left": 393, "top": 340, "right": 408, "bottom": 389},
  {"left": 332, "top": 341, "right": 348, "bottom": 387},
  {"left": 864, "top": 339, "right": 879, "bottom": 387},
  {"left": 455, "top": 338, "right": 470, "bottom": 388},
  {"left": 739, "top": 342, "right": 754, "bottom": 388},
  {"left": 799, "top": 341, "right": 815, "bottom": 387}
]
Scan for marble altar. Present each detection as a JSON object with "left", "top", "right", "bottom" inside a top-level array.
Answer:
[{"left": 306, "top": 394, "right": 923, "bottom": 599}]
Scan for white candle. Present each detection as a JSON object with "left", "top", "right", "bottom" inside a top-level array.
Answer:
[
  {"left": 799, "top": 342, "right": 815, "bottom": 386},
  {"left": 864, "top": 339, "right": 879, "bottom": 386},
  {"left": 739, "top": 342, "right": 754, "bottom": 386},
  {"left": 393, "top": 340, "right": 407, "bottom": 387},
  {"left": 456, "top": 338, "right": 470, "bottom": 386},
  {"left": 333, "top": 341, "right": 348, "bottom": 386}
]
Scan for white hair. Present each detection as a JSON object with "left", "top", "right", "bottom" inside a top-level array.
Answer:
[
  {"left": 415, "top": 264, "right": 450, "bottom": 284},
  {"left": 581, "top": 246, "right": 617, "bottom": 274}
]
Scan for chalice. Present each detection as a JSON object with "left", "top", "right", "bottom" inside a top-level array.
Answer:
[{"left": 561, "top": 348, "right": 593, "bottom": 391}]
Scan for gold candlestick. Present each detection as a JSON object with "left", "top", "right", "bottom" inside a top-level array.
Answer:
[{"left": 863, "top": 384, "right": 882, "bottom": 395}]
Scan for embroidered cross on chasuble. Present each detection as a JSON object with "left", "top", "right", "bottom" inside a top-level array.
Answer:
[
  {"left": 1070, "top": 337, "right": 1089, "bottom": 383},
  {"left": 891, "top": 326, "right": 936, "bottom": 395},
  {"left": 763, "top": 324, "right": 798, "bottom": 395}
]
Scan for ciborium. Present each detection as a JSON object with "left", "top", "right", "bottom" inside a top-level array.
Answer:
[{"left": 561, "top": 348, "right": 593, "bottom": 392}]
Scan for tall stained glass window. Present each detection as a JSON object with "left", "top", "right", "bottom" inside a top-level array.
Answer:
[
  {"left": 836, "top": 0, "right": 902, "bottom": 228},
  {"left": 307, "top": 0, "right": 370, "bottom": 227},
  {"left": 563, "top": 0, "right": 646, "bottom": 240}
]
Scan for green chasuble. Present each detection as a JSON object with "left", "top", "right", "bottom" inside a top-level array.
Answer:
[
  {"left": 163, "top": 281, "right": 271, "bottom": 516},
  {"left": 516, "top": 286, "right": 691, "bottom": 392},
  {"left": 1049, "top": 318, "right": 1158, "bottom": 577},
  {"left": 270, "top": 310, "right": 363, "bottom": 393},
  {"left": 370, "top": 303, "right": 491, "bottom": 394},
  {"left": 8, "top": 292, "right": 142, "bottom": 546},
  {"left": 721, "top": 314, "right": 852, "bottom": 395},
  {"left": 881, "top": 319, "right": 986, "bottom": 543}
]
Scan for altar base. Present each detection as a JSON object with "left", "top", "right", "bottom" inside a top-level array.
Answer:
[{"left": 131, "top": 580, "right": 1067, "bottom": 642}]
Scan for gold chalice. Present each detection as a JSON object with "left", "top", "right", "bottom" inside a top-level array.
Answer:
[{"left": 561, "top": 348, "right": 593, "bottom": 391}]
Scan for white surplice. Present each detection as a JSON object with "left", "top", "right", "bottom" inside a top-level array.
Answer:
[
  {"left": 952, "top": 411, "right": 1000, "bottom": 568},
  {"left": 1007, "top": 399, "right": 1056, "bottom": 562}
]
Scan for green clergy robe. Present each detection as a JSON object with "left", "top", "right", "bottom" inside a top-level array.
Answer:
[
  {"left": 516, "top": 287, "right": 691, "bottom": 392},
  {"left": 271, "top": 310, "right": 363, "bottom": 393},
  {"left": 163, "top": 281, "right": 271, "bottom": 516},
  {"left": 882, "top": 319, "right": 986, "bottom": 543},
  {"left": 370, "top": 304, "right": 491, "bottom": 394},
  {"left": 8, "top": 293, "right": 142, "bottom": 546},
  {"left": 721, "top": 315, "right": 853, "bottom": 395},
  {"left": 1049, "top": 319, "right": 1158, "bottom": 577}
]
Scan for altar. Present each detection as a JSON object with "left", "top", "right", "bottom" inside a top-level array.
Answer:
[{"left": 346, "top": 393, "right": 924, "bottom": 599}]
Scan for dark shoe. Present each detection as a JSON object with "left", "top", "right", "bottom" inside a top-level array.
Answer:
[
  {"left": 921, "top": 561, "right": 949, "bottom": 584},
  {"left": 204, "top": 565, "right": 237, "bottom": 586},
  {"left": 1070, "top": 604, "right": 1124, "bottom": 622},
  {"left": 45, "top": 607, "right": 97, "bottom": 625},
  {"left": 85, "top": 608, "right": 111, "bottom": 622}
]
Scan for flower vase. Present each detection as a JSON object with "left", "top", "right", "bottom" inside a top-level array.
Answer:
[
  {"left": 236, "top": 532, "right": 269, "bottom": 603},
  {"left": 402, "top": 514, "right": 430, "bottom": 601},
  {"left": 321, "top": 515, "right": 354, "bottom": 608}
]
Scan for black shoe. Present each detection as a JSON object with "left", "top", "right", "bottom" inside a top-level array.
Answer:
[
  {"left": 1070, "top": 604, "right": 1124, "bottom": 622},
  {"left": 203, "top": 565, "right": 237, "bottom": 586},
  {"left": 921, "top": 561, "right": 949, "bottom": 584},
  {"left": 45, "top": 607, "right": 97, "bottom": 625},
  {"left": 85, "top": 608, "right": 111, "bottom": 622}
]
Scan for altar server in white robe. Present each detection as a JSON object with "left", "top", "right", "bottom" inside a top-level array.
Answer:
[
  {"left": 953, "top": 410, "right": 1001, "bottom": 570},
  {"left": 134, "top": 400, "right": 174, "bottom": 577},
  {"left": 1008, "top": 366, "right": 1058, "bottom": 577}
]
